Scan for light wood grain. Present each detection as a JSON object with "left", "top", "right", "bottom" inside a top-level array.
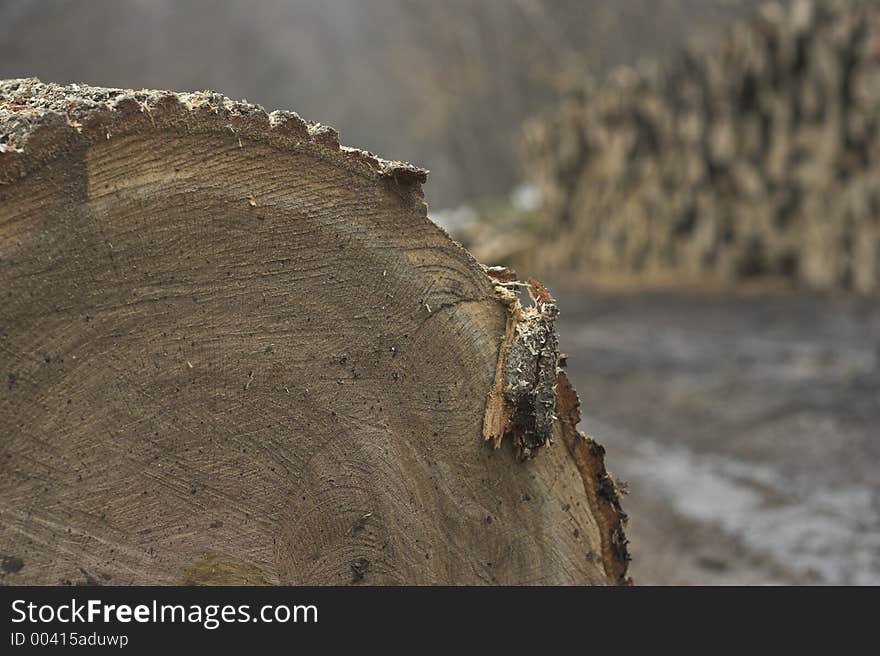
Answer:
[{"left": 0, "top": 79, "right": 628, "bottom": 585}]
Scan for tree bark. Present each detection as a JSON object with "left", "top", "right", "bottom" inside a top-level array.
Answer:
[{"left": 0, "top": 79, "right": 628, "bottom": 585}]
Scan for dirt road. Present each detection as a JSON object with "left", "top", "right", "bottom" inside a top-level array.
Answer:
[{"left": 553, "top": 287, "right": 880, "bottom": 585}]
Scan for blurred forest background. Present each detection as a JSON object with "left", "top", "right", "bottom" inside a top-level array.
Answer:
[
  {"left": 0, "top": 0, "right": 760, "bottom": 208},
  {"left": 2, "top": 0, "right": 878, "bottom": 585}
]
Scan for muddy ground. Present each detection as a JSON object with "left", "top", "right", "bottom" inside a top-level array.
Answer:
[{"left": 552, "top": 286, "right": 880, "bottom": 585}]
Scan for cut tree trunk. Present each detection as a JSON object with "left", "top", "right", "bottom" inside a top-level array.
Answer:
[{"left": 0, "top": 79, "right": 629, "bottom": 585}]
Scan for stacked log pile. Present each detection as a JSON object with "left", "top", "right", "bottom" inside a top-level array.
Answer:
[{"left": 525, "top": 0, "right": 880, "bottom": 292}]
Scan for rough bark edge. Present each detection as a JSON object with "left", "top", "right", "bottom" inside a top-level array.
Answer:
[
  {"left": 481, "top": 270, "right": 630, "bottom": 583},
  {"left": 481, "top": 272, "right": 559, "bottom": 460},
  {"left": 0, "top": 78, "right": 427, "bottom": 188},
  {"left": 555, "top": 370, "right": 631, "bottom": 585}
]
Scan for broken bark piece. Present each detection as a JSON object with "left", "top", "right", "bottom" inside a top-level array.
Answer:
[
  {"left": 482, "top": 277, "right": 560, "bottom": 459},
  {"left": 0, "top": 79, "right": 628, "bottom": 585},
  {"left": 555, "top": 371, "right": 631, "bottom": 585}
]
